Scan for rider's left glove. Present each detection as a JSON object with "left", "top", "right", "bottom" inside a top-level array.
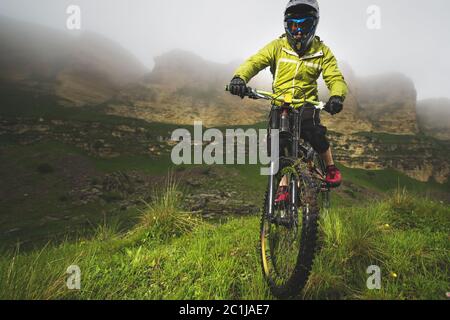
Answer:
[
  {"left": 324, "top": 96, "right": 344, "bottom": 115},
  {"left": 229, "top": 77, "right": 247, "bottom": 99}
]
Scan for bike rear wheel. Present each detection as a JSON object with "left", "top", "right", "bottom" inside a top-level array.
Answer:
[{"left": 260, "top": 157, "right": 320, "bottom": 299}]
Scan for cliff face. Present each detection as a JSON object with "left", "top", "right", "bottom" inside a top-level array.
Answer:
[
  {"left": 105, "top": 50, "right": 269, "bottom": 127},
  {"left": 416, "top": 98, "right": 450, "bottom": 140},
  {"left": 330, "top": 133, "right": 450, "bottom": 184},
  {"left": 320, "top": 63, "right": 447, "bottom": 183},
  {"left": 0, "top": 16, "right": 449, "bottom": 184},
  {"left": 317, "top": 66, "right": 447, "bottom": 183},
  {"left": 107, "top": 52, "right": 422, "bottom": 134},
  {"left": 319, "top": 63, "right": 373, "bottom": 133},
  {"left": 355, "top": 73, "right": 419, "bottom": 135},
  {"left": 0, "top": 16, "right": 147, "bottom": 107},
  {"left": 318, "top": 65, "right": 418, "bottom": 135}
]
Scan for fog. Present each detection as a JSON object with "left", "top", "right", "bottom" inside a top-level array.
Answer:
[{"left": 1, "top": 0, "right": 449, "bottom": 99}]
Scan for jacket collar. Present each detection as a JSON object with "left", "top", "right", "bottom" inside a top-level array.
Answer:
[{"left": 281, "top": 36, "right": 324, "bottom": 60}]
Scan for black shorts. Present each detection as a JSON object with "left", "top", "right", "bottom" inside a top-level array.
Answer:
[
  {"left": 299, "top": 104, "right": 330, "bottom": 154},
  {"left": 300, "top": 119, "right": 330, "bottom": 154},
  {"left": 269, "top": 105, "right": 330, "bottom": 155}
]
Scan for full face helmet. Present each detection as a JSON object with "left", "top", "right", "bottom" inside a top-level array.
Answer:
[{"left": 284, "top": 0, "right": 320, "bottom": 56}]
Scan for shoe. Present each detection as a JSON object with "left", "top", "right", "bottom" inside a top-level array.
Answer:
[
  {"left": 275, "top": 187, "right": 289, "bottom": 203},
  {"left": 326, "top": 165, "right": 342, "bottom": 188}
]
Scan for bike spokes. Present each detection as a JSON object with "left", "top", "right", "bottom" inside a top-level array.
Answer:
[
  {"left": 260, "top": 157, "right": 321, "bottom": 299},
  {"left": 262, "top": 163, "right": 304, "bottom": 287}
]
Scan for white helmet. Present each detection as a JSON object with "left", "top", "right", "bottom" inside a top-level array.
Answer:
[{"left": 284, "top": 0, "right": 320, "bottom": 56}]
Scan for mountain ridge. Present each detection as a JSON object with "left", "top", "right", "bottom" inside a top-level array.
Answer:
[
  {"left": 1, "top": 15, "right": 446, "bottom": 136},
  {"left": 0, "top": 17, "right": 449, "bottom": 184},
  {"left": 0, "top": 15, "right": 148, "bottom": 107}
]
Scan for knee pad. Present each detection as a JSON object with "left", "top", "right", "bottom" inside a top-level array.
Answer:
[{"left": 302, "top": 124, "right": 330, "bottom": 154}]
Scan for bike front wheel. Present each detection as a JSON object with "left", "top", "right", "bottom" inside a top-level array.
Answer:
[{"left": 260, "top": 158, "right": 320, "bottom": 299}]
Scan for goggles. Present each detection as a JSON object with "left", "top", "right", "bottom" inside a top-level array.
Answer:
[{"left": 285, "top": 17, "right": 315, "bottom": 36}]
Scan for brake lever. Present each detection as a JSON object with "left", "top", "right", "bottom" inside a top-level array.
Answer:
[
  {"left": 246, "top": 87, "right": 259, "bottom": 99},
  {"left": 315, "top": 101, "right": 326, "bottom": 110}
]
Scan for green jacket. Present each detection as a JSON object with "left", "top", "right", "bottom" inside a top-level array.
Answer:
[{"left": 234, "top": 35, "right": 348, "bottom": 106}]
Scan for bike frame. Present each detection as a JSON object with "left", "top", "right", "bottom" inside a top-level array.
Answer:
[
  {"left": 225, "top": 85, "right": 328, "bottom": 221},
  {"left": 267, "top": 105, "right": 302, "bottom": 221}
]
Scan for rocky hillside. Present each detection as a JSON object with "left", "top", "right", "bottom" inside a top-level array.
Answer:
[
  {"left": 356, "top": 73, "right": 418, "bottom": 134},
  {"left": 0, "top": 15, "right": 437, "bottom": 136},
  {"left": 329, "top": 132, "right": 450, "bottom": 184},
  {"left": 319, "top": 65, "right": 419, "bottom": 135},
  {"left": 0, "top": 16, "right": 449, "bottom": 184},
  {"left": 105, "top": 49, "right": 269, "bottom": 127},
  {"left": 319, "top": 63, "right": 373, "bottom": 134},
  {"left": 417, "top": 98, "right": 450, "bottom": 140},
  {"left": 108, "top": 49, "right": 421, "bottom": 137},
  {"left": 0, "top": 15, "right": 147, "bottom": 107}
]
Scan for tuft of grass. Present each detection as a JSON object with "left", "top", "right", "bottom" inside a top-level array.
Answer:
[
  {"left": 137, "top": 175, "right": 202, "bottom": 241},
  {"left": 0, "top": 242, "right": 88, "bottom": 300},
  {"left": 93, "top": 214, "right": 123, "bottom": 241}
]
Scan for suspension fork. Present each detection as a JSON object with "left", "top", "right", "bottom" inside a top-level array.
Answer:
[
  {"left": 289, "top": 109, "right": 301, "bottom": 219},
  {"left": 266, "top": 115, "right": 277, "bottom": 219},
  {"left": 267, "top": 106, "right": 284, "bottom": 219},
  {"left": 267, "top": 164, "right": 275, "bottom": 218}
]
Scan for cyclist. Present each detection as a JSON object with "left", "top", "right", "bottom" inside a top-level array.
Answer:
[{"left": 229, "top": 0, "right": 348, "bottom": 196}]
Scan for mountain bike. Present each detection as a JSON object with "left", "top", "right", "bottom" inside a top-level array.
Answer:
[{"left": 226, "top": 85, "right": 331, "bottom": 299}]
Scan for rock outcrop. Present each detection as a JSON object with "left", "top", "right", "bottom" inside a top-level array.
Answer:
[
  {"left": 0, "top": 16, "right": 449, "bottom": 184},
  {"left": 416, "top": 98, "right": 450, "bottom": 140},
  {"left": 106, "top": 50, "right": 269, "bottom": 127},
  {"left": 0, "top": 16, "right": 147, "bottom": 107},
  {"left": 330, "top": 132, "right": 450, "bottom": 184},
  {"left": 320, "top": 62, "right": 374, "bottom": 133},
  {"left": 355, "top": 73, "right": 419, "bottom": 135}
]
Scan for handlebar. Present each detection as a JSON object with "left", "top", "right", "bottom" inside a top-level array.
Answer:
[{"left": 225, "top": 85, "right": 326, "bottom": 110}]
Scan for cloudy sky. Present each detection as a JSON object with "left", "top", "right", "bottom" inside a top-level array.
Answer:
[{"left": 0, "top": 0, "right": 449, "bottom": 99}]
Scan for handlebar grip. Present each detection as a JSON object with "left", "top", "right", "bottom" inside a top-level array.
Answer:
[{"left": 225, "top": 84, "right": 252, "bottom": 97}]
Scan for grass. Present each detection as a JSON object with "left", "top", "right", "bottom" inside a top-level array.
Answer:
[
  {"left": 0, "top": 140, "right": 146, "bottom": 249},
  {"left": 0, "top": 182, "right": 448, "bottom": 300},
  {"left": 1, "top": 136, "right": 448, "bottom": 250},
  {"left": 304, "top": 188, "right": 449, "bottom": 300},
  {"left": 0, "top": 106, "right": 448, "bottom": 298},
  {"left": 92, "top": 154, "right": 174, "bottom": 175},
  {"left": 137, "top": 175, "right": 201, "bottom": 241},
  {"left": 338, "top": 163, "right": 450, "bottom": 195}
]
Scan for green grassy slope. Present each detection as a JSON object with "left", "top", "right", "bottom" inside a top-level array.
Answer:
[
  {"left": 1, "top": 135, "right": 449, "bottom": 250},
  {"left": 1, "top": 90, "right": 449, "bottom": 299},
  {"left": 0, "top": 185, "right": 448, "bottom": 300}
]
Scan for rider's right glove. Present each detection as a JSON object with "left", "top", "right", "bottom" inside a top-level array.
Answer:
[
  {"left": 324, "top": 96, "right": 344, "bottom": 115},
  {"left": 229, "top": 76, "right": 247, "bottom": 99}
]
